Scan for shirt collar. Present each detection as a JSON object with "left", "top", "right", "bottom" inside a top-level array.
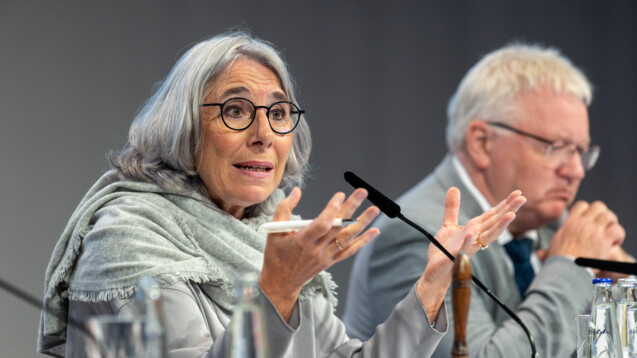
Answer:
[{"left": 451, "top": 155, "right": 537, "bottom": 245}]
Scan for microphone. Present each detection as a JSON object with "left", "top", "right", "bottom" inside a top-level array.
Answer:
[
  {"left": 575, "top": 257, "right": 637, "bottom": 275},
  {"left": 344, "top": 171, "right": 538, "bottom": 358},
  {"left": 344, "top": 171, "right": 401, "bottom": 218},
  {"left": 345, "top": 171, "right": 454, "bottom": 261}
]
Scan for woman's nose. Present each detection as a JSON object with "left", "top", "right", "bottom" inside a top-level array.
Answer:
[{"left": 250, "top": 109, "right": 274, "bottom": 146}]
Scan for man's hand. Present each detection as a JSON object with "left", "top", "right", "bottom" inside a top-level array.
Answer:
[{"left": 547, "top": 200, "right": 625, "bottom": 261}]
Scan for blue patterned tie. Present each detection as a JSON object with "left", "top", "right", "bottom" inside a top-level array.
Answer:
[{"left": 503, "top": 238, "right": 535, "bottom": 298}]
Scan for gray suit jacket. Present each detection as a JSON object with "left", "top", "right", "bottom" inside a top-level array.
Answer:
[{"left": 344, "top": 156, "right": 593, "bottom": 357}]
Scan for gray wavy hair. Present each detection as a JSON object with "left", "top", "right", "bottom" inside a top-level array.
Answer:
[
  {"left": 109, "top": 31, "right": 312, "bottom": 217},
  {"left": 446, "top": 43, "right": 593, "bottom": 152}
]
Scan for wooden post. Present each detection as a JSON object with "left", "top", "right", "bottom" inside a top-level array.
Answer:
[{"left": 452, "top": 252, "right": 471, "bottom": 358}]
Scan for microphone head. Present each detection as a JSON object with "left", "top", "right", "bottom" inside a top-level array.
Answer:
[{"left": 344, "top": 171, "right": 401, "bottom": 218}]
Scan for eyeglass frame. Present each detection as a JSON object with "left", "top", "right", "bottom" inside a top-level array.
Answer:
[
  {"left": 201, "top": 97, "right": 305, "bottom": 135},
  {"left": 486, "top": 121, "right": 600, "bottom": 171}
]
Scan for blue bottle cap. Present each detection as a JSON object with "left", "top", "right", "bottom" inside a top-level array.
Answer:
[{"left": 593, "top": 278, "right": 612, "bottom": 284}]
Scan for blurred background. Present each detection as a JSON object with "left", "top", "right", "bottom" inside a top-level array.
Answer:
[{"left": 1, "top": 1, "right": 636, "bottom": 356}]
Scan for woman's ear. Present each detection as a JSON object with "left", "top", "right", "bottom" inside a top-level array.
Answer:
[{"left": 465, "top": 120, "right": 492, "bottom": 170}]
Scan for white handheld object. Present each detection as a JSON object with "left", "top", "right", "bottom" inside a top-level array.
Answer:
[{"left": 258, "top": 219, "right": 356, "bottom": 233}]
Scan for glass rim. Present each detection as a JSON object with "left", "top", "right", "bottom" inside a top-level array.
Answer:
[{"left": 202, "top": 97, "right": 304, "bottom": 134}]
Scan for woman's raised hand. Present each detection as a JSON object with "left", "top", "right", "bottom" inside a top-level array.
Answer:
[
  {"left": 259, "top": 187, "right": 380, "bottom": 321},
  {"left": 416, "top": 187, "right": 526, "bottom": 322}
]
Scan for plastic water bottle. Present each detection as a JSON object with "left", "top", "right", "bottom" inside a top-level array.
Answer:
[
  {"left": 590, "top": 278, "right": 623, "bottom": 358},
  {"left": 228, "top": 272, "right": 268, "bottom": 358},
  {"left": 134, "top": 276, "right": 167, "bottom": 358},
  {"left": 616, "top": 278, "right": 637, "bottom": 357}
]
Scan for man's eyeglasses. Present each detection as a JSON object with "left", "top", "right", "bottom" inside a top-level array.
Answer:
[
  {"left": 487, "top": 121, "right": 600, "bottom": 171},
  {"left": 202, "top": 97, "right": 304, "bottom": 135}
]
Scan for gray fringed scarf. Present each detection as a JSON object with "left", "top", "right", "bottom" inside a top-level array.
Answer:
[{"left": 38, "top": 170, "right": 337, "bottom": 354}]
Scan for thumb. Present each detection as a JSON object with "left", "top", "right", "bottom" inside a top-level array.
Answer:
[
  {"left": 441, "top": 187, "right": 461, "bottom": 227},
  {"left": 272, "top": 187, "right": 302, "bottom": 222}
]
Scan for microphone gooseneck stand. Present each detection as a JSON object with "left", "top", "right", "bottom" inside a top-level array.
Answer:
[
  {"left": 0, "top": 277, "right": 93, "bottom": 340},
  {"left": 344, "top": 171, "right": 539, "bottom": 358}
]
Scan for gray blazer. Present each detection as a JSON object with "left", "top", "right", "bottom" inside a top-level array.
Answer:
[
  {"left": 64, "top": 276, "right": 448, "bottom": 357},
  {"left": 344, "top": 155, "right": 593, "bottom": 357}
]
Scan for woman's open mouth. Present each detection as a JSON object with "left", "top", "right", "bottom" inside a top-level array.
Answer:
[
  {"left": 233, "top": 161, "right": 274, "bottom": 178},
  {"left": 233, "top": 164, "right": 272, "bottom": 172}
]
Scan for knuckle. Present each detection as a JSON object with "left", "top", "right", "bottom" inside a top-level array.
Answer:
[
  {"left": 316, "top": 219, "right": 333, "bottom": 232},
  {"left": 569, "top": 201, "right": 589, "bottom": 215},
  {"left": 573, "top": 200, "right": 589, "bottom": 208},
  {"left": 591, "top": 201, "right": 608, "bottom": 210}
]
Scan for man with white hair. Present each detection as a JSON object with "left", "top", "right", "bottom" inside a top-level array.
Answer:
[{"left": 344, "top": 43, "right": 629, "bottom": 357}]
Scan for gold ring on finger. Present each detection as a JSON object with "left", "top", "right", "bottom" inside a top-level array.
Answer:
[
  {"left": 476, "top": 233, "right": 488, "bottom": 250},
  {"left": 334, "top": 239, "right": 344, "bottom": 251}
]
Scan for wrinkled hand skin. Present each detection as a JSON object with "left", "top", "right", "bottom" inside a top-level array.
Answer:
[
  {"left": 259, "top": 187, "right": 380, "bottom": 322},
  {"left": 417, "top": 188, "right": 526, "bottom": 322},
  {"left": 548, "top": 201, "right": 627, "bottom": 281}
]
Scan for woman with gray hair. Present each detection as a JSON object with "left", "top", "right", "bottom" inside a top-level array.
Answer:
[{"left": 38, "top": 32, "right": 525, "bottom": 357}]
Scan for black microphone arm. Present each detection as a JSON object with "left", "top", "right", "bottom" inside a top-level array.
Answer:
[
  {"left": 0, "top": 277, "right": 92, "bottom": 339},
  {"left": 344, "top": 171, "right": 538, "bottom": 358},
  {"left": 575, "top": 257, "right": 637, "bottom": 275}
]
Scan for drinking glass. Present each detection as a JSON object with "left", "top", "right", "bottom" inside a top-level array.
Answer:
[
  {"left": 84, "top": 316, "right": 147, "bottom": 358},
  {"left": 576, "top": 314, "right": 593, "bottom": 358}
]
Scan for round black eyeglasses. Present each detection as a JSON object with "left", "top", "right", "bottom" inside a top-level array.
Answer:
[{"left": 202, "top": 97, "right": 304, "bottom": 134}]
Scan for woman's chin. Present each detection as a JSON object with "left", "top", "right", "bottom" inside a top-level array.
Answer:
[{"left": 237, "top": 187, "right": 277, "bottom": 207}]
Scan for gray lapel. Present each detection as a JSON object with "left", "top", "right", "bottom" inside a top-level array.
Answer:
[{"left": 433, "top": 155, "right": 485, "bottom": 225}]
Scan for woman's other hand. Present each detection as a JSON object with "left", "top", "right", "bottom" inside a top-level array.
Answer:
[{"left": 417, "top": 187, "right": 526, "bottom": 323}]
